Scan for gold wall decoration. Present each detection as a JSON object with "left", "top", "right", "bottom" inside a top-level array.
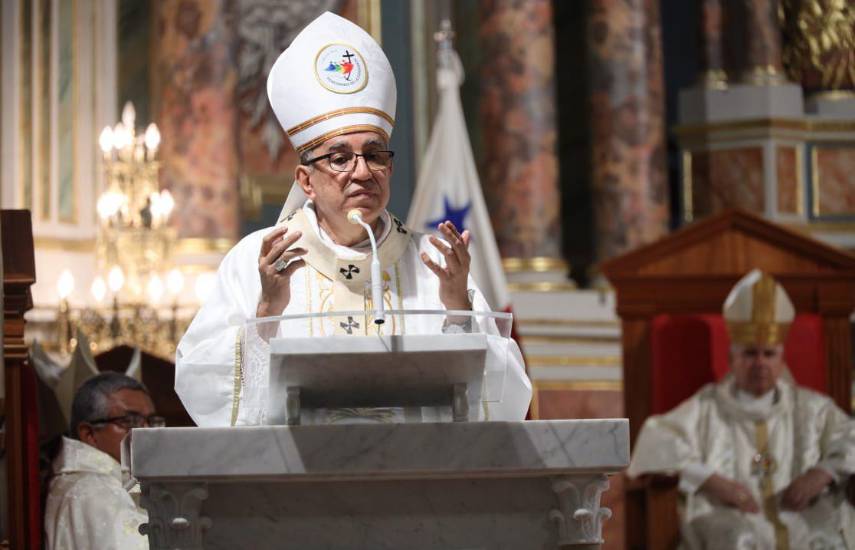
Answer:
[{"left": 781, "top": 0, "right": 855, "bottom": 92}]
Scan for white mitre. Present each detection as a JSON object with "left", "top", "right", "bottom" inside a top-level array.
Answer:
[
  {"left": 723, "top": 269, "right": 795, "bottom": 346},
  {"left": 267, "top": 11, "right": 397, "bottom": 215}
]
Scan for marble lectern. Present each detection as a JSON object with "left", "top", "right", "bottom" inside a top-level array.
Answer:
[
  {"left": 130, "top": 420, "right": 628, "bottom": 549},
  {"left": 135, "top": 311, "right": 628, "bottom": 548}
]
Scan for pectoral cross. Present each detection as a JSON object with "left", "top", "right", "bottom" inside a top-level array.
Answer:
[
  {"left": 750, "top": 452, "right": 777, "bottom": 476},
  {"left": 340, "top": 316, "right": 360, "bottom": 335},
  {"left": 340, "top": 264, "right": 360, "bottom": 280}
]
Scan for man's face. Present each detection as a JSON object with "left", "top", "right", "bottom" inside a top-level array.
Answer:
[
  {"left": 731, "top": 344, "right": 786, "bottom": 397},
  {"left": 78, "top": 388, "right": 156, "bottom": 463},
  {"left": 296, "top": 131, "right": 392, "bottom": 225}
]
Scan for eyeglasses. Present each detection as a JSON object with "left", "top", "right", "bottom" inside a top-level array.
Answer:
[
  {"left": 303, "top": 150, "right": 395, "bottom": 172},
  {"left": 88, "top": 412, "right": 166, "bottom": 429}
]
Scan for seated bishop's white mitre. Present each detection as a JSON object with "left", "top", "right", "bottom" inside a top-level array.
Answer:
[
  {"left": 266, "top": 11, "right": 397, "bottom": 156},
  {"left": 723, "top": 269, "right": 795, "bottom": 346}
]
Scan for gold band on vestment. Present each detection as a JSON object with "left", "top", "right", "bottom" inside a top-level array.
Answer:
[
  {"left": 230, "top": 326, "right": 244, "bottom": 426},
  {"left": 755, "top": 420, "right": 789, "bottom": 550},
  {"left": 286, "top": 107, "right": 394, "bottom": 137}
]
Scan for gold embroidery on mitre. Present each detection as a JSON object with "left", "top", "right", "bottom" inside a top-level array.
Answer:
[
  {"left": 725, "top": 272, "right": 791, "bottom": 346},
  {"left": 287, "top": 107, "right": 395, "bottom": 137},
  {"left": 752, "top": 273, "right": 777, "bottom": 325}
]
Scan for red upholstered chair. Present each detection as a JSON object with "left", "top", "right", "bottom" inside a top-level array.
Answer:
[{"left": 649, "top": 313, "right": 826, "bottom": 415}]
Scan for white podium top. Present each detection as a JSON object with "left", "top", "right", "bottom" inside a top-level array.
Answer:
[{"left": 128, "top": 419, "right": 629, "bottom": 481}]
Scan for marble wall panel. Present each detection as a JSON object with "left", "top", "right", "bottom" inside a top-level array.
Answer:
[
  {"left": 776, "top": 146, "right": 799, "bottom": 214},
  {"left": 813, "top": 145, "right": 855, "bottom": 217},
  {"left": 152, "top": 0, "right": 240, "bottom": 240},
  {"left": 690, "top": 147, "right": 765, "bottom": 217},
  {"left": 478, "top": 0, "right": 561, "bottom": 259},
  {"left": 588, "top": 0, "right": 669, "bottom": 262}
]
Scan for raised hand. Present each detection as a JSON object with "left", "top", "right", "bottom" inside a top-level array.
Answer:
[
  {"left": 256, "top": 226, "right": 306, "bottom": 318},
  {"left": 420, "top": 221, "right": 472, "bottom": 311}
]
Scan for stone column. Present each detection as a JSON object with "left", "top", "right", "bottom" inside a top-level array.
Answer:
[
  {"left": 151, "top": 0, "right": 240, "bottom": 241},
  {"left": 588, "top": 0, "right": 669, "bottom": 263},
  {"left": 698, "top": 0, "right": 727, "bottom": 87},
  {"left": 478, "top": 0, "right": 561, "bottom": 261},
  {"left": 738, "top": 0, "right": 786, "bottom": 84}
]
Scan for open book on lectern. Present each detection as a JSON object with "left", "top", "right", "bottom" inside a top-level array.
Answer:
[{"left": 239, "top": 309, "right": 514, "bottom": 425}]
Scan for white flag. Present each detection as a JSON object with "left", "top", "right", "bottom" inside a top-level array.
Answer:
[{"left": 407, "top": 49, "right": 511, "bottom": 311}]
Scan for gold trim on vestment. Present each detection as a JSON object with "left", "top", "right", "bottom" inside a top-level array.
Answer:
[
  {"left": 755, "top": 420, "right": 789, "bottom": 550},
  {"left": 297, "top": 125, "right": 390, "bottom": 154},
  {"left": 286, "top": 107, "right": 394, "bottom": 137},
  {"left": 230, "top": 326, "right": 244, "bottom": 426}
]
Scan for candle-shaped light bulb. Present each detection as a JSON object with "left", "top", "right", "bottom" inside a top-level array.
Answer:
[
  {"left": 159, "top": 189, "right": 174, "bottom": 219},
  {"left": 57, "top": 269, "right": 75, "bottom": 300},
  {"left": 147, "top": 274, "right": 165, "bottom": 305},
  {"left": 144, "top": 123, "right": 161, "bottom": 153},
  {"left": 91, "top": 276, "right": 107, "bottom": 303},
  {"left": 112, "top": 122, "right": 130, "bottom": 151},
  {"left": 108, "top": 266, "right": 125, "bottom": 293},
  {"left": 166, "top": 268, "right": 184, "bottom": 295},
  {"left": 99, "top": 126, "right": 114, "bottom": 154},
  {"left": 121, "top": 101, "right": 136, "bottom": 131}
]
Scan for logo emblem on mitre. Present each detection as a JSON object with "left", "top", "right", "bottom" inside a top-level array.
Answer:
[{"left": 315, "top": 44, "right": 368, "bottom": 94}]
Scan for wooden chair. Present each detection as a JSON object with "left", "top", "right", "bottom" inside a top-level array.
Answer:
[
  {"left": 601, "top": 209, "right": 855, "bottom": 550},
  {"left": 2, "top": 210, "right": 40, "bottom": 549}
]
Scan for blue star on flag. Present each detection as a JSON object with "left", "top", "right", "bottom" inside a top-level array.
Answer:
[{"left": 426, "top": 197, "right": 472, "bottom": 233}]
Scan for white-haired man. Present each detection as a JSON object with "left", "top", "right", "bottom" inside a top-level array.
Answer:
[
  {"left": 175, "top": 12, "right": 531, "bottom": 427},
  {"left": 628, "top": 270, "right": 855, "bottom": 549}
]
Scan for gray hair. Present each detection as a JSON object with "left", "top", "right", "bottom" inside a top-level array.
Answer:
[
  {"left": 70, "top": 372, "right": 148, "bottom": 439},
  {"left": 299, "top": 148, "right": 316, "bottom": 166}
]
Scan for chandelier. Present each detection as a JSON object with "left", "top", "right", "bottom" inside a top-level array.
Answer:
[{"left": 52, "top": 103, "right": 215, "bottom": 359}]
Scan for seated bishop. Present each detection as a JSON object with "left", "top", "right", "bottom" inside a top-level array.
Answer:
[
  {"left": 174, "top": 12, "right": 531, "bottom": 427},
  {"left": 628, "top": 270, "right": 855, "bottom": 549}
]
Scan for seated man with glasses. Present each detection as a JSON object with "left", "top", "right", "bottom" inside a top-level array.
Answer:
[
  {"left": 45, "top": 372, "right": 164, "bottom": 550},
  {"left": 175, "top": 11, "right": 531, "bottom": 426}
]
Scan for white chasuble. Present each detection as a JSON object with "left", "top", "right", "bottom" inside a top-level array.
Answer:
[
  {"left": 628, "top": 375, "right": 855, "bottom": 550},
  {"left": 45, "top": 437, "right": 148, "bottom": 550},
  {"left": 175, "top": 203, "right": 532, "bottom": 427}
]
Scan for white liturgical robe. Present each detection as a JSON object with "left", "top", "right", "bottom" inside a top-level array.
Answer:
[
  {"left": 45, "top": 437, "right": 148, "bottom": 550},
  {"left": 175, "top": 202, "right": 532, "bottom": 426},
  {"left": 628, "top": 375, "right": 855, "bottom": 549}
]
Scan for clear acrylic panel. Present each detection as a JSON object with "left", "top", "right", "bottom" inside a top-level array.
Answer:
[{"left": 238, "top": 310, "right": 513, "bottom": 424}]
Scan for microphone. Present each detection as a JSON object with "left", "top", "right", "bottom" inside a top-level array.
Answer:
[{"left": 347, "top": 209, "right": 385, "bottom": 325}]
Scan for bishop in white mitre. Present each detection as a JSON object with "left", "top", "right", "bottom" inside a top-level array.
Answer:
[
  {"left": 628, "top": 270, "right": 855, "bottom": 549},
  {"left": 175, "top": 12, "right": 531, "bottom": 427}
]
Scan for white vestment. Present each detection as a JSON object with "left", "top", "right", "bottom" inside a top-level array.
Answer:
[
  {"left": 45, "top": 437, "right": 148, "bottom": 550},
  {"left": 628, "top": 375, "right": 855, "bottom": 550},
  {"left": 175, "top": 203, "right": 532, "bottom": 426}
]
